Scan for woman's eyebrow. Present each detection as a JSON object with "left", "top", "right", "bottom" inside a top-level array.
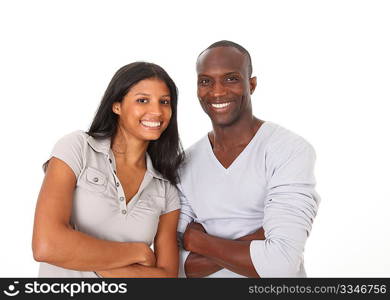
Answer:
[{"left": 135, "top": 92, "right": 170, "bottom": 97}]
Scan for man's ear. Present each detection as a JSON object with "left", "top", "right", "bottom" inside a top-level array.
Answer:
[
  {"left": 112, "top": 102, "right": 121, "bottom": 115},
  {"left": 249, "top": 76, "right": 257, "bottom": 95}
]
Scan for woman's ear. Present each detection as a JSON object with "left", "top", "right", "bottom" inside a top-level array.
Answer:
[{"left": 112, "top": 102, "right": 121, "bottom": 115}]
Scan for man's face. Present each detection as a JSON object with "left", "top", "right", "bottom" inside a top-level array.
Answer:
[{"left": 196, "top": 46, "right": 256, "bottom": 127}]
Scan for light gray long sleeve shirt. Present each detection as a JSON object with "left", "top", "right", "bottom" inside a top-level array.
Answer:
[{"left": 177, "top": 121, "right": 320, "bottom": 277}]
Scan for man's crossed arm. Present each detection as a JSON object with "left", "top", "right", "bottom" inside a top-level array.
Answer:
[{"left": 182, "top": 222, "right": 265, "bottom": 278}]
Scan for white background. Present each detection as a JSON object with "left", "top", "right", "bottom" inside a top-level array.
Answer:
[{"left": 0, "top": 0, "right": 389, "bottom": 277}]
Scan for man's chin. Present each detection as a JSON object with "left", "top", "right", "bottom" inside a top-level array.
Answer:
[{"left": 210, "top": 115, "right": 238, "bottom": 128}]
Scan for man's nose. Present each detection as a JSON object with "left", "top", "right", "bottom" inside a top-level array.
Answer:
[{"left": 211, "top": 81, "right": 227, "bottom": 98}]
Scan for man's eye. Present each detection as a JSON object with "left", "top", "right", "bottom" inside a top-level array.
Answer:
[
  {"left": 198, "top": 79, "right": 210, "bottom": 85},
  {"left": 136, "top": 98, "right": 149, "bottom": 103},
  {"left": 226, "top": 77, "right": 238, "bottom": 82},
  {"left": 160, "top": 99, "right": 171, "bottom": 105}
]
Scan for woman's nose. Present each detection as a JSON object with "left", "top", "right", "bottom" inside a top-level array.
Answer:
[{"left": 148, "top": 101, "right": 163, "bottom": 116}]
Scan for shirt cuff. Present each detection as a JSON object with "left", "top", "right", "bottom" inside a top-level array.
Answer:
[
  {"left": 178, "top": 249, "right": 191, "bottom": 278},
  {"left": 251, "top": 240, "right": 303, "bottom": 278},
  {"left": 250, "top": 240, "right": 268, "bottom": 277},
  {"left": 177, "top": 217, "right": 191, "bottom": 233}
]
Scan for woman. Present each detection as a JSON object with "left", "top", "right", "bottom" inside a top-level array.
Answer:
[{"left": 32, "top": 62, "right": 184, "bottom": 277}]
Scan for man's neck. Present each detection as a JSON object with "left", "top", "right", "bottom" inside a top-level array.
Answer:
[{"left": 209, "top": 116, "right": 263, "bottom": 151}]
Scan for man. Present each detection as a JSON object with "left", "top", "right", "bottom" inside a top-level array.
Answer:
[{"left": 177, "top": 40, "right": 320, "bottom": 277}]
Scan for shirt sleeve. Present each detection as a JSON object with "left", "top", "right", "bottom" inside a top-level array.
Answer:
[
  {"left": 178, "top": 246, "right": 191, "bottom": 278},
  {"left": 176, "top": 181, "right": 197, "bottom": 278},
  {"left": 42, "top": 131, "right": 85, "bottom": 178},
  {"left": 161, "top": 183, "right": 181, "bottom": 214},
  {"left": 250, "top": 140, "right": 320, "bottom": 277},
  {"left": 176, "top": 181, "right": 197, "bottom": 234}
]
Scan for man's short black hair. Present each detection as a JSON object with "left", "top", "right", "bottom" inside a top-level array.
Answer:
[{"left": 198, "top": 40, "right": 253, "bottom": 77}]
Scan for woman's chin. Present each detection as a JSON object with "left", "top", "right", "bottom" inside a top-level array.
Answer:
[{"left": 141, "top": 132, "right": 163, "bottom": 141}]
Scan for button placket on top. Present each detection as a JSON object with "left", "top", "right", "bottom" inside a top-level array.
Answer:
[
  {"left": 106, "top": 152, "right": 128, "bottom": 216},
  {"left": 107, "top": 150, "right": 158, "bottom": 216}
]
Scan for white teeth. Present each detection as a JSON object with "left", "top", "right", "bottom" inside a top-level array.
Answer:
[
  {"left": 211, "top": 102, "right": 230, "bottom": 108},
  {"left": 141, "top": 121, "right": 161, "bottom": 127}
]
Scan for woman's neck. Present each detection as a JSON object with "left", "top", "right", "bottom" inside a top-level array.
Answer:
[{"left": 111, "top": 128, "right": 149, "bottom": 168}]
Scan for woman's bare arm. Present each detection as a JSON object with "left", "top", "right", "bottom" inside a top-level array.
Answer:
[
  {"left": 97, "top": 209, "right": 180, "bottom": 277},
  {"left": 32, "top": 157, "right": 155, "bottom": 271}
]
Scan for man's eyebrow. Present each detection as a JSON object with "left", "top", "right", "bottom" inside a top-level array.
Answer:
[
  {"left": 197, "top": 71, "right": 241, "bottom": 77},
  {"left": 224, "top": 72, "right": 241, "bottom": 76}
]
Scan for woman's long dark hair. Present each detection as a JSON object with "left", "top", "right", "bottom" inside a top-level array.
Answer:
[{"left": 87, "top": 62, "right": 184, "bottom": 185}]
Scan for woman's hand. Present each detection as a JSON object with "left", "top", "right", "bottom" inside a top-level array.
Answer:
[
  {"left": 32, "top": 157, "right": 156, "bottom": 271},
  {"left": 96, "top": 210, "right": 180, "bottom": 278},
  {"left": 135, "top": 243, "right": 156, "bottom": 267}
]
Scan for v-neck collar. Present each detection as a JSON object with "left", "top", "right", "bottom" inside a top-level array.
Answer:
[{"left": 205, "top": 121, "right": 270, "bottom": 173}]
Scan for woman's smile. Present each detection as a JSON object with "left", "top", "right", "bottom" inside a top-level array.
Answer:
[{"left": 140, "top": 120, "right": 163, "bottom": 129}]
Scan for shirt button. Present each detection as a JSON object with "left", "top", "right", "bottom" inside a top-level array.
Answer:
[
  {"left": 119, "top": 197, "right": 124, "bottom": 201},
  {"left": 114, "top": 170, "right": 117, "bottom": 174},
  {"left": 121, "top": 209, "right": 127, "bottom": 214},
  {"left": 116, "top": 182, "right": 120, "bottom": 187},
  {"left": 93, "top": 177, "right": 99, "bottom": 183},
  {"left": 109, "top": 158, "right": 112, "bottom": 164}
]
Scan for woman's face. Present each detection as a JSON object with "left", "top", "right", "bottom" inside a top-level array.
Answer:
[{"left": 113, "top": 78, "right": 172, "bottom": 142}]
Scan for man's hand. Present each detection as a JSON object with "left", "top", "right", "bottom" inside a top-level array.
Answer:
[
  {"left": 183, "top": 226, "right": 266, "bottom": 277},
  {"left": 188, "top": 222, "right": 206, "bottom": 232},
  {"left": 183, "top": 222, "right": 206, "bottom": 252},
  {"left": 237, "top": 227, "right": 265, "bottom": 242}
]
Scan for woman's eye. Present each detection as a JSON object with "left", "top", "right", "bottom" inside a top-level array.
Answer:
[
  {"left": 160, "top": 99, "right": 171, "bottom": 105},
  {"left": 136, "top": 98, "right": 149, "bottom": 103}
]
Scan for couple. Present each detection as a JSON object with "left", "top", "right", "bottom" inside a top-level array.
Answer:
[{"left": 32, "top": 40, "right": 320, "bottom": 278}]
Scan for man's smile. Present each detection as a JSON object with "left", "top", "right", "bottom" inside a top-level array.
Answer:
[
  {"left": 206, "top": 101, "right": 234, "bottom": 113},
  {"left": 211, "top": 102, "right": 231, "bottom": 108}
]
